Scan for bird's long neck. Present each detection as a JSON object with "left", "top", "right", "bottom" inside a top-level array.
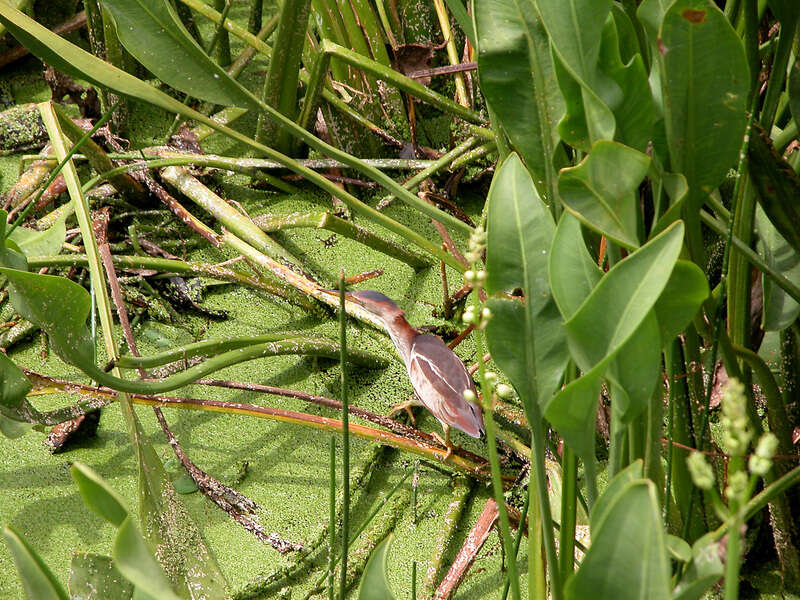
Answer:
[{"left": 385, "top": 314, "right": 417, "bottom": 365}]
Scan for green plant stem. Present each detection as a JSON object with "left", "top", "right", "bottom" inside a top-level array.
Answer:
[
  {"left": 559, "top": 445, "right": 577, "bottom": 582},
  {"left": 177, "top": 0, "right": 406, "bottom": 149},
  {"left": 473, "top": 302, "right": 520, "bottom": 600},
  {"left": 700, "top": 211, "right": 800, "bottom": 303},
  {"left": 176, "top": 0, "right": 473, "bottom": 242},
  {"left": 724, "top": 508, "right": 742, "bottom": 600},
  {"left": 248, "top": 0, "right": 263, "bottom": 33},
  {"left": 114, "top": 333, "right": 385, "bottom": 369},
  {"left": 501, "top": 490, "right": 531, "bottom": 600},
  {"left": 338, "top": 272, "right": 350, "bottom": 600},
  {"left": 25, "top": 253, "right": 321, "bottom": 314},
  {"left": 379, "top": 136, "right": 480, "bottom": 206},
  {"left": 7, "top": 99, "right": 120, "bottom": 237},
  {"left": 431, "top": 0, "right": 469, "bottom": 107},
  {"left": 211, "top": 0, "right": 232, "bottom": 66},
  {"left": 328, "top": 435, "right": 336, "bottom": 600},
  {"left": 319, "top": 40, "right": 482, "bottom": 124},
  {"left": 159, "top": 166, "right": 309, "bottom": 273},
  {"left": 255, "top": 0, "right": 311, "bottom": 151}
]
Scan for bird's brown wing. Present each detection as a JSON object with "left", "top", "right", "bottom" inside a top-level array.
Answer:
[{"left": 408, "top": 335, "right": 484, "bottom": 437}]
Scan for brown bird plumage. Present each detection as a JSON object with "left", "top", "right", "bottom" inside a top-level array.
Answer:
[{"left": 335, "top": 290, "right": 484, "bottom": 451}]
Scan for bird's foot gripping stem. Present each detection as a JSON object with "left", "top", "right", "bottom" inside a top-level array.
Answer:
[
  {"left": 431, "top": 426, "right": 454, "bottom": 461},
  {"left": 389, "top": 399, "right": 417, "bottom": 426}
]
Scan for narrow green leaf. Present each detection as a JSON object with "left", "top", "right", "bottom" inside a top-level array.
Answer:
[
  {"left": 659, "top": 0, "right": 748, "bottom": 196},
  {"left": 565, "top": 481, "right": 670, "bottom": 600},
  {"left": 475, "top": 0, "right": 563, "bottom": 187},
  {"left": 113, "top": 517, "right": 182, "bottom": 600},
  {"left": 558, "top": 140, "right": 650, "bottom": 249},
  {"left": 357, "top": 535, "right": 397, "bottom": 600},
  {"left": 68, "top": 553, "right": 134, "bottom": 600},
  {"left": 100, "top": 0, "right": 254, "bottom": 108},
  {"left": 2, "top": 525, "right": 68, "bottom": 600},
  {"left": 71, "top": 462, "right": 130, "bottom": 527},
  {"left": 485, "top": 153, "right": 568, "bottom": 412}
]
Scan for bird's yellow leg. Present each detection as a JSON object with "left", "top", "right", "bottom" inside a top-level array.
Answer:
[
  {"left": 431, "top": 424, "right": 453, "bottom": 460},
  {"left": 389, "top": 399, "right": 417, "bottom": 426}
]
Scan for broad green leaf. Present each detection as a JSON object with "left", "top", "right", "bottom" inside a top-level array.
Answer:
[
  {"left": 537, "top": 0, "right": 618, "bottom": 146},
  {"left": 0, "top": 350, "right": 32, "bottom": 412},
  {"left": 172, "top": 473, "right": 199, "bottom": 495},
  {"left": 2, "top": 525, "right": 68, "bottom": 600},
  {"left": 558, "top": 140, "right": 650, "bottom": 249},
  {"left": 672, "top": 538, "right": 724, "bottom": 600},
  {"left": 485, "top": 298, "right": 567, "bottom": 409},
  {"left": 565, "top": 481, "right": 670, "bottom": 600},
  {"left": 357, "top": 535, "right": 396, "bottom": 600},
  {"left": 653, "top": 260, "right": 709, "bottom": 343},
  {"left": 766, "top": 0, "right": 800, "bottom": 24},
  {"left": 606, "top": 311, "right": 661, "bottom": 421},
  {"left": 0, "top": 414, "right": 33, "bottom": 439},
  {"left": 8, "top": 209, "right": 68, "bottom": 258},
  {"left": 666, "top": 535, "right": 693, "bottom": 563},
  {"left": 546, "top": 223, "right": 684, "bottom": 455},
  {"left": 100, "top": 0, "right": 254, "bottom": 108},
  {"left": 596, "top": 13, "right": 653, "bottom": 152},
  {"left": 113, "top": 517, "right": 182, "bottom": 600},
  {"left": 544, "top": 369, "right": 602, "bottom": 458},
  {"left": 549, "top": 212, "right": 602, "bottom": 320},
  {"left": 589, "top": 460, "right": 642, "bottom": 528},
  {"left": 0, "top": 210, "right": 29, "bottom": 271},
  {"left": 71, "top": 463, "right": 130, "bottom": 527},
  {"left": 475, "top": 0, "right": 563, "bottom": 188},
  {"left": 0, "top": 268, "right": 95, "bottom": 370},
  {"left": 748, "top": 122, "right": 800, "bottom": 257},
  {"left": 564, "top": 221, "right": 684, "bottom": 372},
  {"left": 68, "top": 553, "right": 134, "bottom": 600},
  {"left": 757, "top": 207, "right": 800, "bottom": 331},
  {"left": 659, "top": 0, "right": 748, "bottom": 197},
  {"left": 485, "top": 154, "right": 568, "bottom": 412}
]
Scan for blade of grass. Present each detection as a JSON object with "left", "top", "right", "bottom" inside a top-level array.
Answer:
[{"left": 339, "top": 270, "right": 350, "bottom": 599}]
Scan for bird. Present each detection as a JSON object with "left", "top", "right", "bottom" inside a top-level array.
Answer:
[{"left": 327, "top": 289, "right": 484, "bottom": 456}]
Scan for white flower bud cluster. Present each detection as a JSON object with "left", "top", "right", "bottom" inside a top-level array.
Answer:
[
  {"left": 725, "top": 470, "right": 749, "bottom": 503},
  {"left": 462, "top": 304, "right": 492, "bottom": 329},
  {"left": 748, "top": 432, "right": 778, "bottom": 477},
  {"left": 720, "top": 378, "right": 751, "bottom": 457},
  {"left": 465, "top": 226, "right": 486, "bottom": 265},
  {"left": 464, "top": 269, "right": 487, "bottom": 287},
  {"left": 687, "top": 451, "right": 715, "bottom": 490}
]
